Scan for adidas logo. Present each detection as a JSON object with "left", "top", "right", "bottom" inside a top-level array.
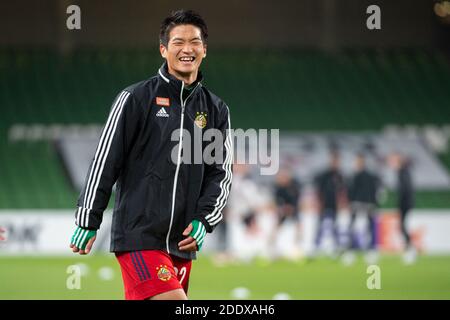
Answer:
[{"left": 156, "top": 107, "right": 169, "bottom": 118}]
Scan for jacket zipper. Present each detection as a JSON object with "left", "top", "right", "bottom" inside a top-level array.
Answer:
[{"left": 166, "top": 81, "right": 201, "bottom": 254}]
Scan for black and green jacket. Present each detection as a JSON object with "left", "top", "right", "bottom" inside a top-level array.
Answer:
[{"left": 74, "top": 62, "right": 233, "bottom": 260}]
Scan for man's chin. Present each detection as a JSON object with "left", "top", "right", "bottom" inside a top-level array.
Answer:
[{"left": 173, "top": 66, "right": 198, "bottom": 77}]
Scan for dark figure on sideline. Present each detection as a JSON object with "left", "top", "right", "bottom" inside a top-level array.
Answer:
[
  {"left": 314, "top": 151, "right": 347, "bottom": 256},
  {"left": 269, "top": 168, "right": 302, "bottom": 259},
  {"left": 391, "top": 153, "right": 417, "bottom": 264},
  {"left": 342, "top": 153, "right": 382, "bottom": 265}
]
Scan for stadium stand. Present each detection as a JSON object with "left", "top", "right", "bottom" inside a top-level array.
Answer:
[{"left": 0, "top": 49, "right": 449, "bottom": 208}]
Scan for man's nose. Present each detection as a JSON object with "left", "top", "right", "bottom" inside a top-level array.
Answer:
[{"left": 182, "top": 44, "right": 194, "bottom": 53}]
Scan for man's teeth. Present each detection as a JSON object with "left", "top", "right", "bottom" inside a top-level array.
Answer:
[{"left": 180, "top": 57, "right": 194, "bottom": 61}]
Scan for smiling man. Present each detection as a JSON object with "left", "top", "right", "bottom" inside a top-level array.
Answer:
[{"left": 69, "top": 10, "right": 233, "bottom": 300}]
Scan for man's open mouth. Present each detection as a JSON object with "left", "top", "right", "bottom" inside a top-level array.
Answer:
[{"left": 179, "top": 56, "right": 195, "bottom": 62}]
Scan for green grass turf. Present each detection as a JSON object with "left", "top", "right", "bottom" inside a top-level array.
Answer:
[{"left": 0, "top": 254, "right": 449, "bottom": 300}]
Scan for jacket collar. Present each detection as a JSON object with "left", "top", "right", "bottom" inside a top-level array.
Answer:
[{"left": 158, "top": 61, "right": 203, "bottom": 94}]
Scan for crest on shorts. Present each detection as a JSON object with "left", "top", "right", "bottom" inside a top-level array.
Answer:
[
  {"left": 194, "top": 112, "right": 207, "bottom": 129},
  {"left": 156, "top": 264, "right": 172, "bottom": 281}
]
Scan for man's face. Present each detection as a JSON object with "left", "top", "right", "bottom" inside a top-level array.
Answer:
[
  {"left": 330, "top": 154, "right": 340, "bottom": 170},
  {"left": 389, "top": 153, "right": 403, "bottom": 170},
  {"left": 355, "top": 156, "right": 365, "bottom": 171},
  {"left": 276, "top": 169, "right": 291, "bottom": 186},
  {"left": 160, "top": 24, "right": 206, "bottom": 79}
]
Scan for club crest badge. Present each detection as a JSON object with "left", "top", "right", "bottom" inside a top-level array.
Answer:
[
  {"left": 194, "top": 112, "right": 207, "bottom": 129},
  {"left": 156, "top": 264, "right": 172, "bottom": 281}
]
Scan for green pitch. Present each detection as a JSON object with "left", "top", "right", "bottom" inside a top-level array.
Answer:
[{"left": 0, "top": 254, "right": 449, "bottom": 299}]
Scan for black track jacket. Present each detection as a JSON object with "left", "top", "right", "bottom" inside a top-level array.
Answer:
[{"left": 74, "top": 62, "right": 233, "bottom": 260}]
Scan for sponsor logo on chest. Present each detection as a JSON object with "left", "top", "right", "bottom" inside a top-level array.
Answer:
[
  {"left": 155, "top": 97, "right": 170, "bottom": 118},
  {"left": 156, "top": 107, "right": 169, "bottom": 118},
  {"left": 156, "top": 97, "right": 170, "bottom": 107}
]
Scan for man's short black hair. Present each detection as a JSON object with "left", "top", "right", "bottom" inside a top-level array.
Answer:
[{"left": 160, "top": 9, "right": 208, "bottom": 46}]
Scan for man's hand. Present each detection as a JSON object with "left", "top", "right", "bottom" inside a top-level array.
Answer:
[
  {"left": 178, "top": 220, "right": 207, "bottom": 252},
  {"left": 70, "top": 226, "right": 97, "bottom": 255}
]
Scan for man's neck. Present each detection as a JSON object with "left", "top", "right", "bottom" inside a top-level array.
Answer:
[{"left": 167, "top": 66, "right": 198, "bottom": 86}]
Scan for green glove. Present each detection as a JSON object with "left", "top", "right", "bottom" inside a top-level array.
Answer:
[
  {"left": 70, "top": 226, "right": 97, "bottom": 250},
  {"left": 189, "top": 220, "right": 207, "bottom": 251}
]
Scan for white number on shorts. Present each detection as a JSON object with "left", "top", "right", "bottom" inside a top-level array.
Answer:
[{"left": 173, "top": 266, "right": 187, "bottom": 284}]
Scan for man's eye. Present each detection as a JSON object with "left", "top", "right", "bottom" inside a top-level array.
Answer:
[{"left": 173, "top": 42, "right": 183, "bottom": 46}]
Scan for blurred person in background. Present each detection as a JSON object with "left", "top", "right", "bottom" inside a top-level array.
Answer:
[
  {"left": 0, "top": 227, "right": 6, "bottom": 241},
  {"left": 268, "top": 167, "right": 302, "bottom": 260},
  {"left": 392, "top": 153, "right": 417, "bottom": 264},
  {"left": 313, "top": 150, "right": 347, "bottom": 257},
  {"left": 342, "top": 153, "right": 383, "bottom": 265},
  {"left": 219, "top": 163, "right": 267, "bottom": 264}
]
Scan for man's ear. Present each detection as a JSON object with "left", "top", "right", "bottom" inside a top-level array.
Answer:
[
  {"left": 160, "top": 43, "right": 167, "bottom": 59},
  {"left": 203, "top": 44, "right": 207, "bottom": 58}
]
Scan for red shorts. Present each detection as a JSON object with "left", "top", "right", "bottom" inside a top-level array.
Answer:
[{"left": 115, "top": 250, "right": 192, "bottom": 300}]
